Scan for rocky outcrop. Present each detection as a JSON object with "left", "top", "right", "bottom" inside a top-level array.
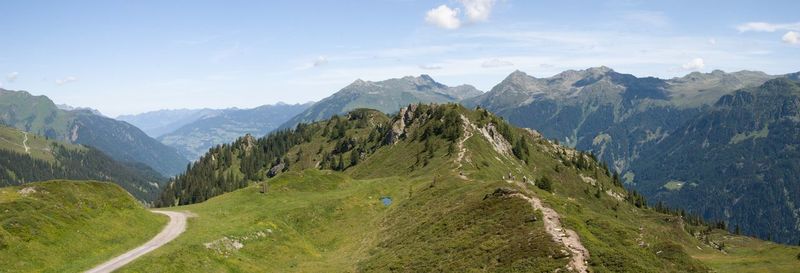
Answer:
[
  {"left": 384, "top": 104, "right": 418, "bottom": 145},
  {"left": 267, "top": 163, "right": 285, "bottom": 178},
  {"left": 240, "top": 134, "right": 257, "bottom": 154}
]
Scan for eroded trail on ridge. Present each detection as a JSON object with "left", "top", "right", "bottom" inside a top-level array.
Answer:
[
  {"left": 454, "top": 115, "right": 473, "bottom": 179},
  {"left": 511, "top": 185, "right": 590, "bottom": 272},
  {"left": 22, "top": 132, "right": 29, "bottom": 153}
]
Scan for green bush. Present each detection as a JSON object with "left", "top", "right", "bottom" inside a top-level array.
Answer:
[{"left": 537, "top": 176, "right": 553, "bottom": 192}]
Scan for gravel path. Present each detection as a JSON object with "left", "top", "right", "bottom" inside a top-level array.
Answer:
[
  {"left": 84, "top": 210, "right": 189, "bottom": 273},
  {"left": 512, "top": 191, "right": 590, "bottom": 272}
]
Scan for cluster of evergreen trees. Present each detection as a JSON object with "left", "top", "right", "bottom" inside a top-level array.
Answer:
[
  {"left": 0, "top": 144, "right": 165, "bottom": 201},
  {"left": 318, "top": 112, "right": 388, "bottom": 171},
  {"left": 157, "top": 105, "right": 473, "bottom": 207},
  {"left": 157, "top": 125, "right": 317, "bottom": 206}
]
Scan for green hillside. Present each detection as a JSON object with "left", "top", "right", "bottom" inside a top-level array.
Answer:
[
  {"left": 0, "top": 125, "right": 166, "bottom": 202},
  {"left": 0, "top": 180, "right": 167, "bottom": 272},
  {"left": 634, "top": 78, "right": 800, "bottom": 243},
  {"left": 131, "top": 104, "right": 798, "bottom": 272},
  {"left": 0, "top": 89, "right": 188, "bottom": 176}
]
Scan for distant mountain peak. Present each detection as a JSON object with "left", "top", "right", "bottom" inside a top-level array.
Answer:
[
  {"left": 503, "top": 70, "right": 533, "bottom": 84},
  {"left": 555, "top": 66, "right": 617, "bottom": 81},
  {"left": 56, "top": 104, "right": 105, "bottom": 117},
  {"left": 400, "top": 74, "right": 445, "bottom": 88},
  {"left": 586, "top": 66, "right": 614, "bottom": 74}
]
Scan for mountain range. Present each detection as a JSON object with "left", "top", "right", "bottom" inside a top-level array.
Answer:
[
  {"left": 144, "top": 104, "right": 799, "bottom": 272},
  {"left": 119, "top": 103, "right": 312, "bottom": 161},
  {"left": 3, "top": 69, "right": 800, "bottom": 272},
  {"left": 464, "top": 67, "right": 799, "bottom": 243},
  {"left": 117, "top": 108, "right": 226, "bottom": 138},
  {"left": 278, "top": 74, "right": 482, "bottom": 129},
  {"left": 0, "top": 89, "right": 188, "bottom": 176},
  {"left": 4, "top": 67, "right": 800, "bottom": 245}
]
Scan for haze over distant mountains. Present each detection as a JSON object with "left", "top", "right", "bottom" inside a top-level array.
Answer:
[
  {"left": 0, "top": 89, "right": 188, "bottom": 176},
  {"left": 4, "top": 67, "right": 800, "bottom": 272},
  {"left": 4, "top": 67, "right": 800, "bottom": 244},
  {"left": 118, "top": 108, "right": 226, "bottom": 138},
  {"left": 119, "top": 103, "right": 312, "bottom": 161},
  {"left": 278, "top": 74, "right": 483, "bottom": 129}
]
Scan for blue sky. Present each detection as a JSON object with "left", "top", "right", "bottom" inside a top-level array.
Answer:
[{"left": 0, "top": 0, "right": 798, "bottom": 116}]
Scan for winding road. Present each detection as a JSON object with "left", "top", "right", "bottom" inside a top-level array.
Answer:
[{"left": 84, "top": 210, "right": 189, "bottom": 273}]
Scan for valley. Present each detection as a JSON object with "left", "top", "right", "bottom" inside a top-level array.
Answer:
[{"left": 5, "top": 2, "right": 800, "bottom": 271}]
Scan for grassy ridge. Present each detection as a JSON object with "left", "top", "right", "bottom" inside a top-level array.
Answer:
[
  {"left": 120, "top": 169, "right": 567, "bottom": 272},
  {"left": 134, "top": 104, "right": 799, "bottom": 272},
  {"left": 0, "top": 181, "right": 167, "bottom": 272}
]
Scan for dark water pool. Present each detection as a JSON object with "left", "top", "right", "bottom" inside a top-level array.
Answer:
[{"left": 380, "top": 196, "right": 392, "bottom": 206}]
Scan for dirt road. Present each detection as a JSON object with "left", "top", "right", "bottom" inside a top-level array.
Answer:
[{"left": 84, "top": 210, "right": 188, "bottom": 273}]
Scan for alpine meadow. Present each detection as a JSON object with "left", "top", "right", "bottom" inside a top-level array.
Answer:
[{"left": 2, "top": 1, "right": 799, "bottom": 272}]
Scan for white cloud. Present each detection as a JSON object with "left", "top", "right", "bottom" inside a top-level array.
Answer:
[
  {"left": 6, "top": 72, "right": 18, "bottom": 82},
  {"left": 459, "top": 0, "right": 496, "bottom": 22},
  {"left": 313, "top": 56, "right": 329, "bottom": 67},
  {"left": 681, "top": 58, "right": 705, "bottom": 70},
  {"left": 425, "top": 5, "right": 461, "bottom": 29},
  {"left": 55, "top": 76, "right": 78, "bottom": 86},
  {"left": 783, "top": 31, "right": 800, "bottom": 45},
  {"left": 419, "top": 64, "right": 442, "bottom": 70},
  {"left": 737, "top": 22, "right": 800, "bottom": 32},
  {"left": 481, "top": 58, "right": 514, "bottom": 68}
]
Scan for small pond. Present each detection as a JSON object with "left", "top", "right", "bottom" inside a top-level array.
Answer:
[{"left": 380, "top": 196, "right": 392, "bottom": 206}]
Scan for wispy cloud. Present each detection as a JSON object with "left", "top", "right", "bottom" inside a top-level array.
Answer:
[
  {"left": 481, "top": 58, "right": 513, "bottom": 68},
  {"left": 736, "top": 22, "right": 800, "bottom": 32},
  {"left": 736, "top": 22, "right": 800, "bottom": 46},
  {"left": 313, "top": 56, "right": 329, "bottom": 67},
  {"left": 419, "top": 64, "right": 442, "bottom": 70},
  {"left": 6, "top": 72, "right": 18, "bottom": 82},
  {"left": 623, "top": 10, "right": 669, "bottom": 27},
  {"left": 55, "top": 76, "right": 78, "bottom": 86},
  {"left": 210, "top": 42, "right": 242, "bottom": 63}
]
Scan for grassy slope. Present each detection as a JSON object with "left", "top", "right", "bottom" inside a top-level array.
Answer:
[
  {"left": 690, "top": 230, "right": 800, "bottom": 273},
  {"left": 126, "top": 105, "right": 798, "bottom": 272},
  {"left": 0, "top": 125, "right": 86, "bottom": 162},
  {"left": 121, "top": 169, "right": 565, "bottom": 273},
  {"left": 0, "top": 181, "right": 167, "bottom": 272},
  {"left": 0, "top": 90, "right": 73, "bottom": 139}
]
